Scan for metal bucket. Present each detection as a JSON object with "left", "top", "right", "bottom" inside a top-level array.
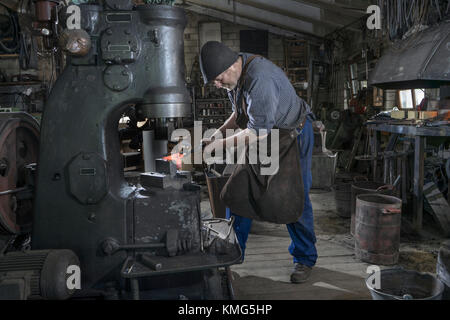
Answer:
[
  {"left": 333, "top": 183, "right": 352, "bottom": 218},
  {"left": 355, "top": 194, "right": 402, "bottom": 265},
  {"left": 366, "top": 268, "right": 445, "bottom": 300},
  {"left": 311, "top": 152, "right": 337, "bottom": 189},
  {"left": 437, "top": 240, "right": 450, "bottom": 300},
  {"left": 351, "top": 181, "right": 393, "bottom": 235}
]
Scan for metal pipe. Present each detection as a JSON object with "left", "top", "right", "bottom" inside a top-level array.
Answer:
[
  {"left": 141, "top": 254, "right": 163, "bottom": 270},
  {"left": 115, "top": 243, "right": 165, "bottom": 251},
  {"left": 0, "top": 186, "right": 29, "bottom": 196},
  {"left": 142, "top": 130, "right": 155, "bottom": 172},
  {"left": 130, "top": 279, "right": 140, "bottom": 300}
]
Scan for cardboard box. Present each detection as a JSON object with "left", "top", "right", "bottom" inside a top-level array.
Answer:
[
  {"left": 418, "top": 111, "right": 438, "bottom": 119},
  {"left": 391, "top": 111, "right": 406, "bottom": 119},
  {"left": 407, "top": 111, "right": 418, "bottom": 119},
  {"left": 406, "top": 111, "right": 438, "bottom": 120}
]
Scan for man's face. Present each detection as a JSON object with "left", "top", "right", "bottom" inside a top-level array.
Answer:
[{"left": 213, "top": 58, "right": 241, "bottom": 91}]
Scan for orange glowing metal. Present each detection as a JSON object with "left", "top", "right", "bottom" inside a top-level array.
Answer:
[{"left": 162, "top": 153, "right": 185, "bottom": 169}]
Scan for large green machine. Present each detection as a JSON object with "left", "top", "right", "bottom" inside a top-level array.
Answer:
[{"left": 0, "top": 1, "right": 240, "bottom": 300}]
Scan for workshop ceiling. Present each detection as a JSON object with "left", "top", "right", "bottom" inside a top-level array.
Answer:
[
  {"left": 174, "top": 0, "right": 372, "bottom": 38},
  {"left": 2, "top": 0, "right": 371, "bottom": 38}
]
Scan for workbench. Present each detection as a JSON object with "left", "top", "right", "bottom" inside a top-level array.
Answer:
[{"left": 366, "top": 120, "right": 450, "bottom": 233}]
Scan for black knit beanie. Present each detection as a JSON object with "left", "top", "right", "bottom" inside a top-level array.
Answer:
[{"left": 199, "top": 41, "right": 239, "bottom": 84}]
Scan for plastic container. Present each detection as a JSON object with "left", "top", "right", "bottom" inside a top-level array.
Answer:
[{"left": 366, "top": 268, "right": 445, "bottom": 300}]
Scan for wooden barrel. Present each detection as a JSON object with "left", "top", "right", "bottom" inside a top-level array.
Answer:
[
  {"left": 351, "top": 181, "right": 393, "bottom": 235},
  {"left": 355, "top": 194, "right": 402, "bottom": 265}
]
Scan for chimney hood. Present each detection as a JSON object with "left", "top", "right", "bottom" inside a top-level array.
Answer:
[{"left": 369, "top": 21, "right": 450, "bottom": 89}]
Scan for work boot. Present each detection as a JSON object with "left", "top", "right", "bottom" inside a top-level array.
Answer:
[{"left": 290, "top": 263, "right": 312, "bottom": 283}]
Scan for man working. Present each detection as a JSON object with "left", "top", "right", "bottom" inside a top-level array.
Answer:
[{"left": 199, "top": 41, "right": 317, "bottom": 283}]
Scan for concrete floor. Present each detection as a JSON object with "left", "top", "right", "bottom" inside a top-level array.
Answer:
[{"left": 200, "top": 185, "right": 445, "bottom": 300}]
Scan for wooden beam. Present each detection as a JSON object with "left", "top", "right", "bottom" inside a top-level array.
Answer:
[
  {"left": 236, "top": 0, "right": 362, "bottom": 32},
  {"left": 182, "top": 0, "right": 332, "bottom": 37},
  {"left": 181, "top": 3, "right": 322, "bottom": 40},
  {"left": 292, "top": 0, "right": 367, "bottom": 18},
  {"left": 0, "top": 54, "right": 19, "bottom": 59},
  {"left": 423, "top": 182, "right": 450, "bottom": 236},
  {"left": 0, "top": 0, "right": 20, "bottom": 11},
  {"left": 413, "top": 136, "right": 425, "bottom": 232}
]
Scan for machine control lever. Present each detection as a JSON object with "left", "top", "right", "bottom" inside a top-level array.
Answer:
[
  {"left": 140, "top": 253, "right": 162, "bottom": 270},
  {"left": 101, "top": 229, "right": 190, "bottom": 257}
]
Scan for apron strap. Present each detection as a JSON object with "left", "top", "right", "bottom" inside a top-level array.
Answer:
[{"left": 234, "top": 55, "right": 262, "bottom": 119}]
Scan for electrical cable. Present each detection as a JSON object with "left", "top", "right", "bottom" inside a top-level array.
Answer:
[
  {"left": 387, "top": 0, "right": 394, "bottom": 40},
  {"left": 397, "top": 0, "right": 402, "bottom": 36},
  {"left": 19, "top": 32, "right": 31, "bottom": 70},
  {"left": 424, "top": 0, "right": 429, "bottom": 24},
  {"left": 48, "top": 50, "right": 56, "bottom": 95},
  {"left": 434, "top": 0, "right": 442, "bottom": 20},
  {"left": 0, "top": 4, "right": 20, "bottom": 53},
  {"left": 13, "top": 93, "right": 20, "bottom": 109}
]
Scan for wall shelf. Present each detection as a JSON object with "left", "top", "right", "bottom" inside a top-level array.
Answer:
[
  {"left": 195, "top": 98, "right": 233, "bottom": 129},
  {"left": 0, "top": 54, "right": 19, "bottom": 59},
  {"left": 284, "top": 39, "right": 310, "bottom": 102}
]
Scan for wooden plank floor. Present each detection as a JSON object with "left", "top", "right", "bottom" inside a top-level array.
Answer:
[
  {"left": 201, "top": 187, "right": 443, "bottom": 300},
  {"left": 230, "top": 233, "right": 373, "bottom": 300},
  {"left": 227, "top": 190, "right": 375, "bottom": 300}
]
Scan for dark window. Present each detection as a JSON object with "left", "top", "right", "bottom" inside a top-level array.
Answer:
[{"left": 240, "top": 30, "right": 268, "bottom": 57}]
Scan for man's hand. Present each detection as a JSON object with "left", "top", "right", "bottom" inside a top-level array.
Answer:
[{"left": 312, "top": 121, "right": 325, "bottom": 132}]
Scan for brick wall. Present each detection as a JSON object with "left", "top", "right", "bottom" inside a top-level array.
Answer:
[{"left": 183, "top": 11, "right": 287, "bottom": 80}]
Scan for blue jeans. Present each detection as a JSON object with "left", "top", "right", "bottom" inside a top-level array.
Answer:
[{"left": 226, "top": 118, "right": 318, "bottom": 267}]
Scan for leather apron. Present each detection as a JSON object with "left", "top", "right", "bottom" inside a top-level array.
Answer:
[{"left": 220, "top": 55, "right": 305, "bottom": 224}]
